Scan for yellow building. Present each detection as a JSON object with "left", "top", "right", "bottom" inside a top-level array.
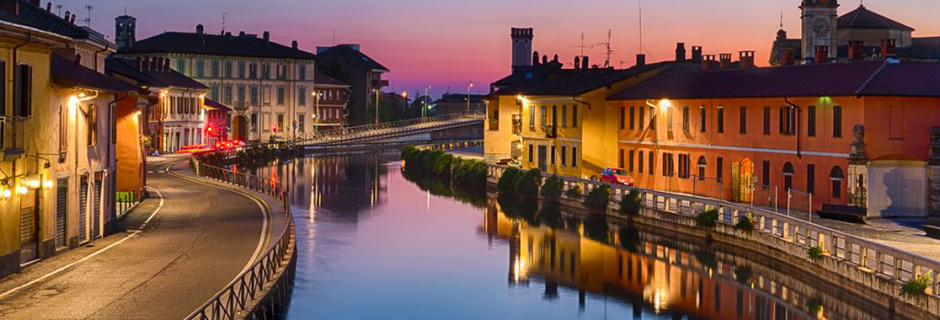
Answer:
[{"left": 487, "top": 63, "right": 669, "bottom": 179}]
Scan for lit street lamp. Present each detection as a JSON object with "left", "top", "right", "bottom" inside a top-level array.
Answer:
[
  {"left": 466, "top": 82, "right": 474, "bottom": 114},
  {"left": 423, "top": 85, "right": 431, "bottom": 118},
  {"left": 312, "top": 91, "right": 323, "bottom": 133},
  {"left": 373, "top": 88, "right": 380, "bottom": 124}
]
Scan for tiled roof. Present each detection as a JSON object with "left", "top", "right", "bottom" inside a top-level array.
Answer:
[
  {"left": 608, "top": 60, "right": 940, "bottom": 100},
  {"left": 120, "top": 31, "right": 316, "bottom": 60},
  {"left": 0, "top": 0, "right": 111, "bottom": 45},
  {"left": 204, "top": 99, "right": 232, "bottom": 111},
  {"left": 435, "top": 94, "right": 486, "bottom": 104},
  {"left": 314, "top": 72, "right": 348, "bottom": 86},
  {"left": 838, "top": 5, "right": 914, "bottom": 31},
  {"left": 51, "top": 54, "right": 138, "bottom": 92},
  {"left": 494, "top": 62, "right": 670, "bottom": 97},
  {"left": 106, "top": 57, "right": 208, "bottom": 90},
  {"left": 317, "top": 45, "right": 389, "bottom": 72}
]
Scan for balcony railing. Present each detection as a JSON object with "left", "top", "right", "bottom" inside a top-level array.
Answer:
[
  {"left": 488, "top": 119, "right": 499, "bottom": 131},
  {"left": 542, "top": 124, "right": 557, "bottom": 138}
]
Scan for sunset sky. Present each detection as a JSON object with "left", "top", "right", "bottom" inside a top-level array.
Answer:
[{"left": 57, "top": 0, "right": 940, "bottom": 97}]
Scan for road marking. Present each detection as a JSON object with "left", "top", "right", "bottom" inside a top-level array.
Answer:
[{"left": 140, "top": 187, "right": 165, "bottom": 228}]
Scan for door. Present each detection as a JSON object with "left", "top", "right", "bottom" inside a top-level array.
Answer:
[
  {"left": 19, "top": 203, "right": 38, "bottom": 263},
  {"left": 79, "top": 175, "right": 88, "bottom": 244},
  {"left": 233, "top": 115, "right": 248, "bottom": 141},
  {"left": 93, "top": 177, "right": 102, "bottom": 239},
  {"left": 55, "top": 178, "right": 68, "bottom": 249},
  {"left": 732, "top": 159, "right": 754, "bottom": 203},
  {"left": 538, "top": 145, "right": 548, "bottom": 172}
]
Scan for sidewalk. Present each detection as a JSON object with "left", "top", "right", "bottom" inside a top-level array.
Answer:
[{"left": 0, "top": 156, "right": 276, "bottom": 320}]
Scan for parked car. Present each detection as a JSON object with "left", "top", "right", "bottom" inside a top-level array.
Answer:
[
  {"left": 268, "top": 135, "right": 287, "bottom": 143},
  {"left": 600, "top": 168, "right": 634, "bottom": 186}
]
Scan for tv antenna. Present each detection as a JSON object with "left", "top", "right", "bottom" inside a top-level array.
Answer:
[
  {"left": 571, "top": 32, "right": 592, "bottom": 58},
  {"left": 332, "top": 29, "right": 336, "bottom": 46},
  {"left": 221, "top": 12, "right": 230, "bottom": 33},
  {"left": 593, "top": 29, "right": 614, "bottom": 68},
  {"left": 83, "top": 5, "right": 93, "bottom": 26}
]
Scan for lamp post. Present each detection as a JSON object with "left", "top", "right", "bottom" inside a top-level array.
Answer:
[
  {"left": 312, "top": 91, "right": 322, "bottom": 133},
  {"left": 466, "top": 82, "right": 474, "bottom": 114},
  {"left": 423, "top": 86, "right": 431, "bottom": 118},
  {"left": 374, "top": 88, "right": 380, "bottom": 125}
]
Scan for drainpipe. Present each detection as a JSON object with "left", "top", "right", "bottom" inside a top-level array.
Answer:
[
  {"left": 784, "top": 97, "right": 802, "bottom": 159},
  {"left": 94, "top": 44, "right": 110, "bottom": 72}
]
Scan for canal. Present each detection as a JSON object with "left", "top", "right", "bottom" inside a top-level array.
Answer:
[{"left": 251, "top": 152, "right": 903, "bottom": 320}]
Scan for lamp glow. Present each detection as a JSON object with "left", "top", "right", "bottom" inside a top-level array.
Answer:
[
  {"left": 27, "top": 179, "right": 41, "bottom": 189},
  {"left": 16, "top": 185, "right": 27, "bottom": 195},
  {"left": 1, "top": 188, "right": 11, "bottom": 199},
  {"left": 43, "top": 179, "right": 53, "bottom": 189}
]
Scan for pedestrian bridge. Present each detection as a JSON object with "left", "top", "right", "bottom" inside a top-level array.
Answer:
[{"left": 296, "top": 113, "right": 484, "bottom": 148}]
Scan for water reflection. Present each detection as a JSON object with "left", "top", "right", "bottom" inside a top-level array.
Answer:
[{"left": 266, "top": 153, "right": 901, "bottom": 320}]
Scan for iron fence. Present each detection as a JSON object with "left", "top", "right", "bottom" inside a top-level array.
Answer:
[
  {"left": 186, "top": 163, "right": 296, "bottom": 320},
  {"left": 115, "top": 191, "right": 141, "bottom": 218}
]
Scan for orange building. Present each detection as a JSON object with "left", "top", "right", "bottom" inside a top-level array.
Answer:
[{"left": 608, "top": 59, "right": 940, "bottom": 218}]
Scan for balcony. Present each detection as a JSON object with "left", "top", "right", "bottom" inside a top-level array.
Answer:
[
  {"left": 542, "top": 124, "right": 557, "bottom": 138},
  {"left": 235, "top": 101, "right": 248, "bottom": 110},
  {"left": 488, "top": 119, "right": 499, "bottom": 131},
  {"left": 511, "top": 115, "right": 522, "bottom": 135}
]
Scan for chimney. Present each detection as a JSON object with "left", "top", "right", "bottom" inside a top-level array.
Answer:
[
  {"left": 263, "top": 31, "right": 270, "bottom": 42},
  {"left": 691, "top": 46, "right": 703, "bottom": 63},
  {"left": 739, "top": 51, "right": 755, "bottom": 68},
  {"left": 70, "top": 14, "right": 75, "bottom": 24},
  {"left": 292, "top": 40, "right": 298, "bottom": 49},
  {"left": 196, "top": 24, "right": 204, "bottom": 35},
  {"left": 636, "top": 54, "right": 646, "bottom": 67},
  {"left": 239, "top": 31, "right": 246, "bottom": 37},
  {"left": 675, "top": 43, "right": 686, "bottom": 62},
  {"left": 881, "top": 39, "right": 897, "bottom": 58},
  {"left": 848, "top": 41, "right": 865, "bottom": 61},
  {"left": 814, "top": 46, "right": 829, "bottom": 64},
  {"left": 719, "top": 53, "right": 732, "bottom": 70},
  {"left": 46, "top": 2, "right": 51, "bottom": 11},
  {"left": 542, "top": 55, "right": 548, "bottom": 65},
  {"left": 552, "top": 54, "right": 558, "bottom": 63},
  {"left": 136, "top": 57, "right": 142, "bottom": 71},
  {"left": 782, "top": 48, "right": 796, "bottom": 66},
  {"left": 574, "top": 56, "right": 581, "bottom": 69},
  {"left": 582, "top": 56, "right": 590, "bottom": 69},
  {"left": 532, "top": 51, "right": 539, "bottom": 65},
  {"left": 702, "top": 54, "right": 716, "bottom": 71},
  {"left": 64, "top": 11, "right": 70, "bottom": 22}
]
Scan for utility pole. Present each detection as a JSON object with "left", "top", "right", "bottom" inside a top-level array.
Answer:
[
  {"left": 374, "top": 89, "right": 380, "bottom": 124},
  {"left": 423, "top": 86, "right": 430, "bottom": 118},
  {"left": 314, "top": 91, "right": 321, "bottom": 132},
  {"left": 83, "top": 5, "right": 93, "bottom": 27},
  {"left": 466, "top": 82, "right": 474, "bottom": 114}
]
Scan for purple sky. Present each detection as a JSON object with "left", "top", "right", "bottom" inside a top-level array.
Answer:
[{"left": 55, "top": 0, "right": 940, "bottom": 98}]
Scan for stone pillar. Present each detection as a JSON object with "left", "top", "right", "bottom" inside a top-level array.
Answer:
[
  {"left": 928, "top": 127, "right": 940, "bottom": 224},
  {"left": 847, "top": 125, "right": 869, "bottom": 209}
]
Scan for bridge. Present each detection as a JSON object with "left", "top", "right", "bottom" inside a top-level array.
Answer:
[{"left": 296, "top": 113, "right": 484, "bottom": 150}]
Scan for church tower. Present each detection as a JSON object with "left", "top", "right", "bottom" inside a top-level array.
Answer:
[
  {"left": 115, "top": 15, "right": 137, "bottom": 49},
  {"left": 800, "top": 0, "right": 839, "bottom": 63},
  {"left": 510, "top": 28, "right": 533, "bottom": 73}
]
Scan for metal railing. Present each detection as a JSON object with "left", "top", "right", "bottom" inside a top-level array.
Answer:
[
  {"left": 186, "top": 163, "right": 296, "bottom": 320},
  {"left": 487, "top": 164, "right": 940, "bottom": 310},
  {"left": 296, "top": 112, "right": 484, "bottom": 145},
  {"left": 115, "top": 191, "right": 141, "bottom": 218}
]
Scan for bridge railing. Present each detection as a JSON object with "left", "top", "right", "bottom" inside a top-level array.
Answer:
[
  {"left": 487, "top": 164, "right": 940, "bottom": 306},
  {"left": 297, "top": 112, "right": 484, "bottom": 144},
  {"left": 186, "top": 163, "right": 296, "bottom": 320}
]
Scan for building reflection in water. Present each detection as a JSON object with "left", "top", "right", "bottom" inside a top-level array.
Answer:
[{"left": 483, "top": 198, "right": 901, "bottom": 320}]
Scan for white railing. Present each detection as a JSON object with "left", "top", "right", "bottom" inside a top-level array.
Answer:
[
  {"left": 297, "top": 113, "right": 484, "bottom": 146},
  {"left": 486, "top": 164, "right": 940, "bottom": 307}
]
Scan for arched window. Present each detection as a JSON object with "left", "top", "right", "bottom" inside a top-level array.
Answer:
[
  {"left": 830, "top": 166, "right": 845, "bottom": 199},
  {"left": 783, "top": 162, "right": 794, "bottom": 191},
  {"left": 697, "top": 156, "right": 707, "bottom": 181}
]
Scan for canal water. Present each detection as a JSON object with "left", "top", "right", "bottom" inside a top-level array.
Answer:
[{"left": 253, "top": 153, "right": 902, "bottom": 320}]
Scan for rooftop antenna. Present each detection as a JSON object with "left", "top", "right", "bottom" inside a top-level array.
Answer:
[
  {"left": 83, "top": 5, "right": 92, "bottom": 26},
  {"left": 56, "top": 4, "right": 62, "bottom": 16},
  {"left": 593, "top": 29, "right": 614, "bottom": 68},
  {"left": 638, "top": 0, "right": 642, "bottom": 54},
  {"left": 331, "top": 29, "right": 336, "bottom": 46},
  {"left": 780, "top": 11, "right": 784, "bottom": 30},
  {"left": 221, "top": 12, "right": 229, "bottom": 33},
  {"left": 571, "top": 32, "right": 592, "bottom": 58}
]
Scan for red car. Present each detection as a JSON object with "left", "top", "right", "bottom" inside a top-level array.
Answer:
[{"left": 601, "top": 168, "right": 634, "bottom": 186}]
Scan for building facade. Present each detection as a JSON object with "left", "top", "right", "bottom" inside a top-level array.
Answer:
[
  {"left": 317, "top": 44, "right": 389, "bottom": 126},
  {"left": 311, "top": 73, "right": 349, "bottom": 132},
  {"left": 434, "top": 93, "right": 486, "bottom": 116},
  {"left": 118, "top": 22, "right": 318, "bottom": 143}
]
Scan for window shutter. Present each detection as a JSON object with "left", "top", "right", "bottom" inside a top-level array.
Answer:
[{"left": 0, "top": 61, "right": 5, "bottom": 117}]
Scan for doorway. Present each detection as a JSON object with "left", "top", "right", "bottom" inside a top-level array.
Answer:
[
  {"left": 19, "top": 191, "right": 39, "bottom": 263},
  {"left": 731, "top": 158, "right": 754, "bottom": 203},
  {"left": 233, "top": 115, "right": 248, "bottom": 141},
  {"left": 538, "top": 145, "right": 548, "bottom": 172}
]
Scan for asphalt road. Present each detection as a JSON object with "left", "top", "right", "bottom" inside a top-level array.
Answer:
[{"left": 0, "top": 155, "right": 268, "bottom": 320}]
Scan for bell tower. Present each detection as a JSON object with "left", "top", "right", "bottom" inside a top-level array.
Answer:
[
  {"left": 115, "top": 14, "right": 137, "bottom": 49},
  {"left": 801, "top": 0, "right": 839, "bottom": 63},
  {"left": 510, "top": 28, "right": 533, "bottom": 73}
]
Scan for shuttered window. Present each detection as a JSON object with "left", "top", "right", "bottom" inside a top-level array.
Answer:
[{"left": 13, "top": 64, "right": 31, "bottom": 118}]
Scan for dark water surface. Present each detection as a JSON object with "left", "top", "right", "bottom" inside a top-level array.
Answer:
[{"left": 252, "top": 153, "right": 900, "bottom": 320}]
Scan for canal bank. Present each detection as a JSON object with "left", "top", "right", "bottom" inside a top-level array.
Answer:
[{"left": 486, "top": 165, "right": 940, "bottom": 318}]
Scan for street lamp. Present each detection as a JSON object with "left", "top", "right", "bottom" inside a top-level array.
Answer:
[
  {"left": 312, "top": 91, "right": 323, "bottom": 133},
  {"left": 423, "top": 86, "right": 431, "bottom": 118},
  {"left": 373, "top": 88, "right": 381, "bottom": 124},
  {"left": 466, "top": 82, "right": 474, "bottom": 114}
]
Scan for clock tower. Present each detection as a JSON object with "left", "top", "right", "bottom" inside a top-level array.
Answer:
[{"left": 801, "top": 0, "right": 839, "bottom": 64}]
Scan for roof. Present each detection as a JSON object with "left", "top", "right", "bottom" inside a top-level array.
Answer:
[
  {"left": 50, "top": 54, "right": 138, "bottom": 92},
  {"left": 494, "top": 62, "right": 669, "bottom": 97},
  {"left": 204, "top": 99, "right": 232, "bottom": 112},
  {"left": 120, "top": 31, "right": 316, "bottom": 60},
  {"left": 106, "top": 57, "right": 208, "bottom": 90},
  {"left": 838, "top": 5, "right": 915, "bottom": 31},
  {"left": 314, "top": 72, "right": 348, "bottom": 87},
  {"left": 316, "top": 45, "right": 389, "bottom": 72},
  {"left": 0, "top": 0, "right": 112, "bottom": 46},
  {"left": 435, "top": 94, "right": 486, "bottom": 104},
  {"left": 608, "top": 60, "right": 940, "bottom": 100}
]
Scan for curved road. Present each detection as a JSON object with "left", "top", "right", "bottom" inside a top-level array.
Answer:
[{"left": 0, "top": 156, "right": 267, "bottom": 320}]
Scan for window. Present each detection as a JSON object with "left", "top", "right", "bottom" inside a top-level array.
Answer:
[
  {"left": 830, "top": 166, "right": 844, "bottom": 198},
  {"left": 551, "top": 146, "right": 556, "bottom": 165},
  {"left": 561, "top": 146, "right": 567, "bottom": 166},
  {"left": 682, "top": 106, "right": 689, "bottom": 133},
  {"left": 629, "top": 106, "right": 636, "bottom": 130},
  {"left": 250, "top": 113, "right": 258, "bottom": 131},
  {"left": 196, "top": 59, "right": 205, "bottom": 77},
  {"left": 678, "top": 154, "right": 690, "bottom": 179},
  {"left": 697, "top": 157, "right": 707, "bottom": 181},
  {"left": 763, "top": 107, "right": 771, "bottom": 135},
  {"left": 649, "top": 107, "right": 656, "bottom": 130},
  {"left": 276, "top": 113, "right": 285, "bottom": 131},
  {"left": 561, "top": 105, "right": 567, "bottom": 127},
  {"left": 699, "top": 106, "right": 706, "bottom": 133},
  {"left": 299, "top": 65, "right": 307, "bottom": 81},
  {"left": 662, "top": 153, "right": 675, "bottom": 177},
  {"left": 211, "top": 60, "right": 219, "bottom": 78},
  {"left": 528, "top": 144, "right": 534, "bottom": 163},
  {"left": 529, "top": 106, "right": 535, "bottom": 128},
  {"left": 807, "top": 164, "right": 816, "bottom": 194},
  {"left": 629, "top": 150, "right": 635, "bottom": 172},
  {"left": 224, "top": 61, "right": 233, "bottom": 78},
  {"left": 238, "top": 61, "right": 246, "bottom": 78},
  {"left": 833, "top": 106, "right": 842, "bottom": 138},
  {"left": 262, "top": 63, "right": 271, "bottom": 79},
  {"left": 619, "top": 106, "right": 626, "bottom": 130},
  {"left": 666, "top": 107, "right": 673, "bottom": 132},
  {"left": 571, "top": 147, "right": 578, "bottom": 167},
  {"left": 87, "top": 104, "right": 97, "bottom": 147},
  {"left": 176, "top": 59, "right": 186, "bottom": 74},
  {"left": 276, "top": 87, "right": 285, "bottom": 105},
  {"left": 762, "top": 161, "right": 770, "bottom": 188},
  {"left": 716, "top": 106, "right": 724, "bottom": 133},
  {"left": 716, "top": 157, "right": 723, "bottom": 183},
  {"left": 237, "top": 85, "right": 246, "bottom": 102},
  {"left": 639, "top": 107, "right": 645, "bottom": 130},
  {"left": 779, "top": 106, "right": 796, "bottom": 135},
  {"left": 13, "top": 64, "right": 31, "bottom": 117},
  {"left": 298, "top": 87, "right": 307, "bottom": 106},
  {"left": 572, "top": 105, "right": 578, "bottom": 128},
  {"left": 249, "top": 86, "right": 259, "bottom": 105},
  {"left": 638, "top": 151, "right": 644, "bottom": 173},
  {"left": 807, "top": 106, "right": 816, "bottom": 137},
  {"left": 783, "top": 162, "right": 794, "bottom": 191},
  {"left": 619, "top": 149, "right": 624, "bottom": 168},
  {"left": 249, "top": 63, "right": 258, "bottom": 79},
  {"left": 224, "top": 85, "right": 233, "bottom": 104},
  {"left": 648, "top": 152, "right": 654, "bottom": 176},
  {"left": 59, "top": 104, "right": 67, "bottom": 159},
  {"left": 739, "top": 106, "right": 747, "bottom": 134},
  {"left": 540, "top": 105, "right": 546, "bottom": 126},
  {"left": 298, "top": 114, "right": 306, "bottom": 133}
]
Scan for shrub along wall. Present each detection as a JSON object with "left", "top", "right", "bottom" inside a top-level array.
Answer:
[{"left": 401, "top": 146, "right": 487, "bottom": 194}]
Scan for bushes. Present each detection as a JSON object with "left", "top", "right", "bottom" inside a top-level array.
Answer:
[
  {"left": 565, "top": 185, "right": 582, "bottom": 198},
  {"left": 541, "top": 175, "right": 563, "bottom": 201},
  {"left": 497, "top": 167, "right": 524, "bottom": 195},
  {"left": 695, "top": 209, "right": 720, "bottom": 228},
  {"left": 402, "top": 146, "right": 487, "bottom": 193},
  {"left": 734, "top": 214, "right": 755, "bottom": 232},
  {"left": 618, "top": 189, "right": 642, "bottom": 216},
  {"left": 808, "top": 246, "right": 825, "bottom": 262},
  {"left": 901, "top": 273, "right": 932, "bottom": 297},
  {"left": 515, "top": 169, "right": 542, "bottom": 200},
  {"left": 584, "top": 185, "right": 612, "bottom": 212}
]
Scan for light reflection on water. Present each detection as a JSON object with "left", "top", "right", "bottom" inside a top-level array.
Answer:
[{"left": 251, "top": 153, "right": 901, "bottom": 320}]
